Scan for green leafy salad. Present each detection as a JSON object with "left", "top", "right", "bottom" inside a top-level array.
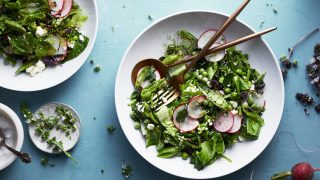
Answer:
[
  {"left": 129, "top": 30, "right": 266, "bottom": 170},
  {"left": 0, "top": 0, "right": 89, "bottom": 76}
]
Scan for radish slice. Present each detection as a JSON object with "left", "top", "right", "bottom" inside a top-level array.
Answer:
[
  {"left": 198, "top": 29, "right": 226, "bottom": 62},
  {"left": 42, "top": 35, "right": 67, "bottom": 64},
  {"left": 227, "top": 114, "right": 242, "bottom": 133},
  {"left": 48, "top": 0, "right": 64, "bottom": 16},
  {"left": 187, "top": 95, "right": 206, "bottom": 119},
  {"left": 54, "top": 0, "right": 73, "bottom": 18},
  {"left": 213, "top": 112, "right": 234, "bottom": 133},
  {"left": 173, "top": 105, "right": 199, "bottom": 133}
]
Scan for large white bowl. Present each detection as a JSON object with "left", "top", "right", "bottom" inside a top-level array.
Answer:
[
  {"left": 0, "top": 103, "right": 24, "bottom": 170},
  {"left": 0, "top": 0, "right": 98, "bottom": 91},
  {"left": 115, "top": 10, "right": 284, "bottom": 179}
]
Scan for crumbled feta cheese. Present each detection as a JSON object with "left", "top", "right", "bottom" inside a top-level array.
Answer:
[
  {"left": 67, "top": 41, "right": 75, "bottom": 48},
  {"left": 35, "top": 26, "right": 47, "bottom": 38},
  {"left": 147, "top": 124, "right": 155, "bottom": 130},
  {"left": 25, "top": 60, "right": 46, "bottom": 77},
  {"left": 231, "top": 110, "right": 238, "bottom": 115},
  {"left": 229, "top": 101, "right": 238, "bottom": 108},
  {"left": 79, "top": 35, "right": 84, "bottom": 42},
  {"left": 250, "top": 84, "right": 255, "bottom": 91}
]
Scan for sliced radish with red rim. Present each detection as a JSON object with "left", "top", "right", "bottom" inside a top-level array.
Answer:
[
  {"left": 187, "top": 95, "right": 206, "bottom": 119},
  {"left": 48, "top": 0, "right": 64, "bottom": 16},
  {"left": 54, "top": 0, "right": 73, "bottom": 18},
  {"left": 173, "top": 104, "right": 199, "bottom": 133},
  {"left": 213, "top": 112, "right": 234, "bottom": 133},
  {"left": 198, "top": 29, "right": 227, "bottom": 62},
  {"left": 227, "top": 114, "right": 242, "bottom": 133},
  {"left": 42, "top": 35, "right": 67, "bottom": 65}
]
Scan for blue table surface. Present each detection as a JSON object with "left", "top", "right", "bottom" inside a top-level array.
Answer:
[{"left": 1, "top": 0, "right": 320, "bottom": 179}]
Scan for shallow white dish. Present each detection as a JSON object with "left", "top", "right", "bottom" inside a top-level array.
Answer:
[
  {"left": 0, "top": 0, "right": 98, "bottom": 92},
  {"left": 0, "top": 103, "right": 24, "bottom": 170},
  {"left": 115, "top": 10, "right": 284, "bottom": 179},
  {"left": 28, "top": 102, "right": 81, "bottom": 154}
]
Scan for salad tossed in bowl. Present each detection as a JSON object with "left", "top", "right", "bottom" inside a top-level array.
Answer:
[
  {"left": 129, "top": 29, "right": 266, "bottom": 170},
  {"left": 0, "top": 0, "right": 88, "bottom": 76}
]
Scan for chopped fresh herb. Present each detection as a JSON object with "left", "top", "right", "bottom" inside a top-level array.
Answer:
[
  {"left": 94, "top": 65, "right": 102, "bottom": 72},
  {"left": 47, "top": 137, "right": 78, "bottom": 164},
  {"left": 259, "top": 21, "right": 265, "bottom": 28},
  {"left": 101, "top": 169, "right": 105, "bottom": 174},
  {"left": 273, "top": 8, "right": 278, "bottom": 14},
  {"left": 90, "top": 60, "right": 94, "bottom": 64},
  {"left": 40, "top": 156, "right": 49, "bottom": 167},
  {"left": 20, "top": 104, "right": 79, "bottom": 163},
  {"left": 122, "top": 163, "right": 133, "bottom": 179},
  {"left": 93, "top": 117, "right": 97, "bottom": 120},
  {"left": 292, "top": 59, "right": 298, "bottom": 67},
  {"left": 106, "top": 125, "right": 116, "bottom": 134},
  {"left": 280, "top": 55, "right": 292, "bottom": 69},
  {"left": 304, "top": 108, "right": 310, "bottom": 116},
  {"left": 148, "top": 15, "right": 153, "bottom": 21}
]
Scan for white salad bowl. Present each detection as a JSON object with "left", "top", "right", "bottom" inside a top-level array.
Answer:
[
  {"left": 0, "top": 0, "right": 98, "bottom": 91},
  {"left": 115, "top": 10, "right": 284, "bottom": 179},
  {"left": 0, "top": 103, "right": 24, "bottom": 170}
]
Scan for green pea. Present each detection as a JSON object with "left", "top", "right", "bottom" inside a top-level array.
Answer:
[
  {"left": 134, "top": 122, "right": 141, "bottom": 129},
  {"left": 200, "top": 68, "right": 205, "bottom": 73},
  {"left": 219, "top": 76, "right": 224, "bottom": 83},
  {"left": 208, "top": 101, "right": 214, "bottom": 108},
  {"left": 248, "top": 95, "right": 254, "bottom": 105},
  {"left": 130, "top": 111, "right": 136, "bottom": 120},
  {"left": 224, "top": 87, "right": 231, "bottom": 94},
  {"left": 231, "top": 92, "right": 237, "bottom": 97},
  {"left": 202, "top": 77, "right": 208, "bottom": 83},
  {"left": 203, "top": 100, "right": 208, "bottom": 106},
  {"left": 181, "top": 152, "right": 189, "bottom": 160},
  {"left": 235, "top": 69, "right": 243, "bottom": 75},
  {"left": 144, "top": 119, "right": 150, "bottom": 124},
  {"left": 197, "top": 74, "right": 203, "bottom": 80},
  {"left": 202, "top": 71, "right": 208, "bottom": 77}
]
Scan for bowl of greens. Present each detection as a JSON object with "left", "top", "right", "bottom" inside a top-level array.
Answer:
[
  {"left": 115, "top": 10, "right": 284, "bottom": 179},
  {"left": 0, "top": 0, "right": 98, "bottom": 91}
]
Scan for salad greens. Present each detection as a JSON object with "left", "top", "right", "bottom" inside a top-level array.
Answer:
[
  {"left": 0, "top": 0, "right": 88, "bottom": 75},
  {"left": 130, "top": 30, "right": 266, "bottom": 170}
]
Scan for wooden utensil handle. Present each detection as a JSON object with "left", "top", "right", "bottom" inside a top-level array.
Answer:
[{"left": 168, "top": 27, "right": 277, "bottom": 68}]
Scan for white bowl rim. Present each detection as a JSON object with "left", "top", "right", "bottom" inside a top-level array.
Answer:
[
  {"left": 115, "top": 9, "right": 284, "bottom": 179},
  {"left": 0, "top": 103, "right": 24, "bottom": 171}
]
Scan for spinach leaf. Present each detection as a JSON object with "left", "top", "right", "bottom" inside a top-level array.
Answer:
[
  {"left": 146, "top": 126, "right": 161, "bottom": 147},
  {"left": 196, "top": 140, "right": 215, "bottom": 166}
]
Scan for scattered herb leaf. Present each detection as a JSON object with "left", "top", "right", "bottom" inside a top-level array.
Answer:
[
  {"left": 106, "top": 125, "right": 116, "bottom": 134},
  {"left": 40, "top": 156, "right": 49, "bottom": 167},
  {"left": 122, "top": 163, "right": 133, "bottom": 179},
  {"left": 94, "top": 65, "right": 102, "bottom": 72}
]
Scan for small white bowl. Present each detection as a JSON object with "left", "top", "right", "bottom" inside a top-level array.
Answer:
[
  {"left": 0, "top": 103, "right": 24, "bottom": 170},
  {"left": 28, "top": 102, "right": 81, "bottom": 154}
]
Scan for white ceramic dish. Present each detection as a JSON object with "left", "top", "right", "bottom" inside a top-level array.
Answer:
[
  {"left": 0, "top": 103, "right": 24, "bottom": 170},
  {"left": 115, "top": 10, "right": 284, "bottom": 179},
  {"left": 0, "top": 0, "right": 98, "bottom": 92},
  {"left": 28, "top": 102, "right": 81, "bottom": 154}
]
